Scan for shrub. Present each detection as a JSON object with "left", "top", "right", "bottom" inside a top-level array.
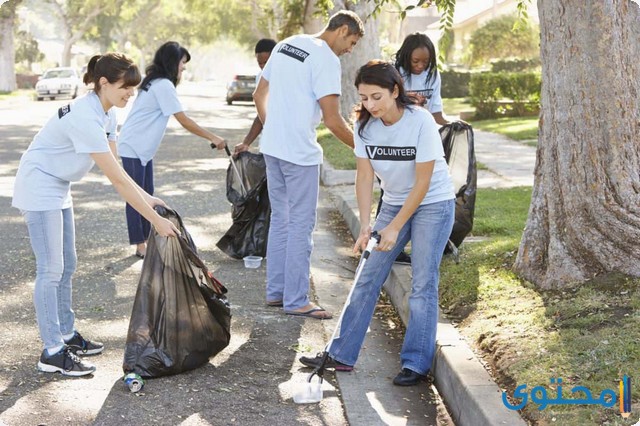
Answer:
[
  {"left": 469, "top": 71, "right": 541, "bottom": 118},
  {"left": 440, "top": 70, "right": 471, "bottom": 98},
  {"left": 490, "top": 58, "right": 541, "bottom": 72}
]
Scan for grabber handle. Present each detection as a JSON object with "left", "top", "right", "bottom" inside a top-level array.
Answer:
[
  {"left": 210, "top": 142, "right": 233, "bottom": 157},
  {"left": 363, "top": 231, "right": 381, "bottom": 257}
]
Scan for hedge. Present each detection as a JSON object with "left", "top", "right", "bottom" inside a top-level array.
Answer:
[
  {"left": 469, "top": 71, "right": 541, "bottom": 118},
  {"left": 440, "top": 70, "right": 471, "bottom": 98}
]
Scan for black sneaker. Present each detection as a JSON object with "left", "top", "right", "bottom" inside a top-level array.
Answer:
[
  {"left": 393, "top": 368, "right": 426, "bottom": 386},
  {"left": 37, "top": 346, "right": 96, "bottom": 377},
  {"left": 299, "top": 353, "right": 353, "bottom": 372},
  {"left": 65, "top": 331, "right": 104, "bottom": 355},
  {"left": 394, "top": 251, "right": 411, "bottom": 265}
]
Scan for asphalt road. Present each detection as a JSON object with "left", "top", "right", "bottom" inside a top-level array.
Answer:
[{"left": 0, "top": 82, "right": 449, "bottom": 426}]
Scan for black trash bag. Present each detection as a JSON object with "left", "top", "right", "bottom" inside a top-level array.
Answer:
[
  {"left": 216, "top": 151, "right": 270, "bottom": 259},
  {"left": 123, "top": 206, "right": 231, "bottom": 379},
  {"left": 440, "top": 121, "right": 477, "bottom": 249}
]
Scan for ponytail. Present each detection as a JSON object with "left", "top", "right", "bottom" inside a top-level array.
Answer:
[
  {"left": 82, "top": 53, "right": 141, "bottom": 93},
  {"left": 83, "top": 55, "right": 100, "bottom": 85}
]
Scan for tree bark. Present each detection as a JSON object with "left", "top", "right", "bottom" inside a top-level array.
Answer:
[
  {"left": 331, "top": 0, "right": 380, "bottom": 120},
  {"left": 514, "top": 1, "right": 640, "bottom": 289},
  {"left": 0, "top": 0, "right": 20, "bottom": 92},
  {"left": 302, "top": 0, "right": 323, "bottom": 34}
]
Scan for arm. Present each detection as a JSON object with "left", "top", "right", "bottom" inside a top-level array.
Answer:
[
  {"left": 376, "top": 161, "right": 435, "bottom": 251},
  {"left": 253, "top": 76, "right": 269, "bottom": 125},
  {"left": 235, "top": 115, "right": 263, "bottom": 155},
  {"left": 90, "top": 151, "right": 178, "bottom": 237},
  {"left": 318, "top": 95, "right": 354, "bottom": 148},
  {"left": 431, "top": 111, "right": 450, "bottom": 126},
  {"left": 108, "top": 140, "right": 118, "bottom": 157},
  {"left": 173, "top": 112, "right": 226, "bottom": 150},
  {"left": 353, "top": 157, "right": 375, "bottom": 252}
]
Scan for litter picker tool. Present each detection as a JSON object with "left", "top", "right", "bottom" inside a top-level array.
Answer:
[
  {"left": 215, "top": 143, "right": 248, "bottom": 197},
  {"left": 293, "top": 231, "right": 381, "bottom": 404}
]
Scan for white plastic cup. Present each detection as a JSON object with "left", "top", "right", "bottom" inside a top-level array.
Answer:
[
  {"left": 293, "top": 381, "right": 322, "bottom": 404},
  {"left": 243, "top": 256, "right": 263, "bottom": 269}
]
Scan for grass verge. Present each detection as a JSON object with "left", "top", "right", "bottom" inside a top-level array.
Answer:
[
  {"left": 317, "top": 125, "right": 356, "bottom": 170},
  {"left": 0, "top": 89, "right": 32, "bottom": 101},
  {"left": 440, "top": 187, "right": 639, "bottom": 425},
  {"left": 443, "top": 97, "right": 475, "bottom": 116},
  {"left": 470, "top": 116, "right": 539, "bottom": 144}
]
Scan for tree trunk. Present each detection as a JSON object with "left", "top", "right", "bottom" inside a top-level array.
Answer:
[
  {"left": 0, "top": 0, "right": 20, "bottom": 92},
  {"left": 331, "top": 1, "right": 380, "bottom": 120},
  {"left": 302, "top": 0, "right": 323, "bottom": 34},
  {"left": 61, "top": 39, "right": 73, "bottom": 67},
  {"left": 514, "top": 1, "right": 640, "bottom": 289}
]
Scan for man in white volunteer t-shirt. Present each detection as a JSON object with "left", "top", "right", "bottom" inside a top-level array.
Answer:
[{"left": 253, "top": 10, "right": 364, "bottom": 319}]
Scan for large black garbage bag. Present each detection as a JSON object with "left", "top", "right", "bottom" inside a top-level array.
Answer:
[
  {"left": 123, "top": 207, "right": 231, "bottom": 379},
  {"left": 440, "top": 121, "right": 477, "bottom": 248},
  {"left": 216, "top": 151, "right": 270, "bottom": 259}
]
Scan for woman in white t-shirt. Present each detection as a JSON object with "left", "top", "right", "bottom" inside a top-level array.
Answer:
[
  {"left": 300, "top": 60, "right": 455, "bottom": 386},
  {"left": 394, "top": 32, "right": 449, "bottom": 126},
  {"left": 118, "top": 41, "right": 225, "bottom": 258},
  {"left": 381, "top": 32, "right": 451, "bottom": 265},
  {"left": 12, "top": 53, "right": 179, "bottom": 377}
]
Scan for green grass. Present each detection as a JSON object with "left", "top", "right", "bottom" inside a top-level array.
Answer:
[
  {"left": 440, "top": 187, "right": 640, "bottom": 425},
  {"left": 443, "top": 97, "right": 475, "bottom": 116},
  {"left": 0, "top": 89, "right": 32, "bottom": 101},
  {"left": 317, "top": 125, "right": 357, "bottom": 170},
  {"left": 470, "top": 116, "right": 539, "bottom": 144}
]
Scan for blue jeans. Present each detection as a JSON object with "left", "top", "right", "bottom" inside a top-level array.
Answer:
[
  {"left": 329, "top": 199, "right": 455, "bottom": 375},
  {"left": 22, "top": 208, "right": 77, "bottom": 351},
  {"left": 263, "top": 154, "right": 319, "bottom": 310},
  {"left": 121, "top": 157, "right": 154, "bottom": 245}
]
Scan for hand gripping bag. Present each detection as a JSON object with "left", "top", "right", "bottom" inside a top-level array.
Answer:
[{"left": 123, "top": 207, "right": 231, "bottom": 378}]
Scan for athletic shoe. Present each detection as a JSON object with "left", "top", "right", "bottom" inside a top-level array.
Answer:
[
  {"left": 394, "top": 251, "right": 412, "bottom": 265},
  {"left": 299, "top": 353, "right": 354, "bottom": 372},
  {"left": 65, "top": 331, "right": 104, "bottom": 355},
  {"left": 393, "top": 368, "right": 426, "bottom": 386},
  {"left": 37, "top": 346, "right": 96, "bottom": 377}
]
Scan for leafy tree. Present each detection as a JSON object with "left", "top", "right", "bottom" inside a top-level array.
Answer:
[
  {"left": 466, "top": 13, "right": 539, "bottom": 67},
  {"left": 43, "top": 0, "right": 124, "bottom": 66},
  {"left": 14, "top": 29, "right": 44, "bottom": 69}
]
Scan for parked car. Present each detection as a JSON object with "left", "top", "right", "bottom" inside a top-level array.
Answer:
[
  {"left": 225, "top": 75, "right": 256, "bottom": 105},
  {"left": 35, "top": 67, "right": 81, "bottom": 101}
]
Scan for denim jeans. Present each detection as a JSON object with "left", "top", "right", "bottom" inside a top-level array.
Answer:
[
  {"left": 329, "top": 199, "right": 455, "bottom": 375},
  {"left": 22, "top": 208, "right": 77, "bottom": 351},
  {"left": 263, "top": 154, "right": 319, "bottom": 310},
  {"left": 121, "top": 157, "right": 154, "bottom": 245}
]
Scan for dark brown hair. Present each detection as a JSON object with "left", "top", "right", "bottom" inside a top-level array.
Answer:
[
  {"left": 354, "top": 60, "right": 414, "bottom": 139},
  {"left": 326, "top": 10, "right": 365, "bottom": 37},
  {"left": 83, "top": 53, "right": 141, "bottom": 93}
]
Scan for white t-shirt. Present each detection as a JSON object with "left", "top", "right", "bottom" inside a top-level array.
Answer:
[
  {"left": 259, "top": 34, "right": 341, "bottom": 166},
  {"left": 398, "top": 66, "right": 443, "bottom": 114},
  {"left": 354, "top": 106, "right": 454, "bottom": 206},
  {"left": 12, "top": 92, "right": 115, "bottom": 211},
  {"left": 117, "top": 78, "right": 183, "bottom": 165}
]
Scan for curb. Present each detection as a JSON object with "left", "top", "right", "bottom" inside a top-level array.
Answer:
[{"left": 325, "top": 184, "right": 526, "bottom": 426}]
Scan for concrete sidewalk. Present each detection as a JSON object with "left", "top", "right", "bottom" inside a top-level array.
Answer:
[{"left": 318, "top": 129, "right": 536, "bottom": 426}]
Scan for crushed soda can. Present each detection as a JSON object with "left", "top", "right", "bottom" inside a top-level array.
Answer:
[{"left": 123, "top": 372, "right": 144, "bottom": 393}]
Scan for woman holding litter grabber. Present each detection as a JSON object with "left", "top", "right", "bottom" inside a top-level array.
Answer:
[{"left": 300, "top": 60, "right": 455, "bottom": 386}]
